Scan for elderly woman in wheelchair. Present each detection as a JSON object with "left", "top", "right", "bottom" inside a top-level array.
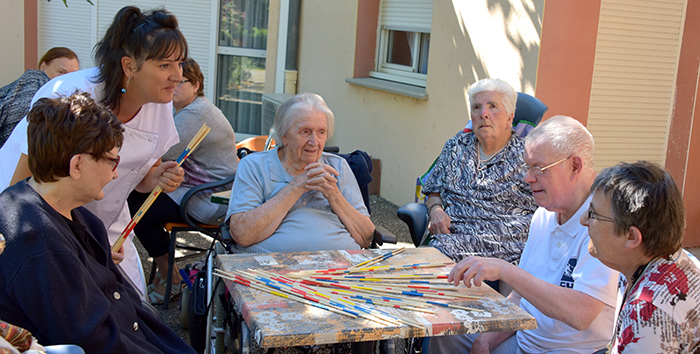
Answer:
[
  {"left": 421, "top": 79, "right": 538, "bottom": 290},
  {"left": 226, "top": 92, "right": 375, "bottom": 253}
]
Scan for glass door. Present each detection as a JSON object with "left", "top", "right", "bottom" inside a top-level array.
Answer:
[{"left": 216, "top": 0, "right": 269, "bottom": 136}]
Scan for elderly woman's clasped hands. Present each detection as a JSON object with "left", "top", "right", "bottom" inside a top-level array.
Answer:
[{"left": 295, "top": 162, "right": 340, "bottom": 197}]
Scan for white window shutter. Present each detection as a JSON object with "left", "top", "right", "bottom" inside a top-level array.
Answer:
[
  {"left": 587, "top": 0, "right": 686, "bottom": 170},
  {"left": 38, "top": 1, "right": 215, "bottom": 95},
  {"left": 380, "top": 0, "right": 433, "bottom": 33},
  {"left": 37, "top": 1, "right": 96, "bottom": 69}
]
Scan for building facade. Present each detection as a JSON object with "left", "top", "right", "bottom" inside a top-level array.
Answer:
[{"left": 9, "top": 0, "right": 700, "bottom": 244}]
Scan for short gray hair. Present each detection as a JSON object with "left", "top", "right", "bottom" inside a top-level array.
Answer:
[
  {"left": 525, "top": 115, "right": 595, "bottom": 172},
  {"left": 591, "top": 161, "right": 685, "bottom": 258},
  {"left": 271, "top": 93, "right": 335, "bottom": 146},
  {"left": 467, "top": 78, "right": 517, "bottom": 116}
]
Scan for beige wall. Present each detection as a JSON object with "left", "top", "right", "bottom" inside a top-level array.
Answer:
[
  {"left": 294, "top": 0, "right": 544, "bottom": 206},
  {"left": 0, "top": 1, "right": 26, "bottom": 86}
]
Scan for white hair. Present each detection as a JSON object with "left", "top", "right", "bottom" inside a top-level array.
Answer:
[
  {"left": 525, "top": 115, "right": 595, "bottom": 172},
  {"left": 271, "top": 92, "right": 335, "bottom": 146},
  {"left": 467, "top": 78, "right": 517, "bottom": 116}
]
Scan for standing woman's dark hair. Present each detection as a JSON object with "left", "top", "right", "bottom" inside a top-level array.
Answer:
[{"left": 93, "top": 6, "right": 188, "bottom": 112}]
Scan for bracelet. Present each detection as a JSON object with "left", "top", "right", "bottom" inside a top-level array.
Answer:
[{"left": 428, "top": 203, "right": 443, "bottom": 215}]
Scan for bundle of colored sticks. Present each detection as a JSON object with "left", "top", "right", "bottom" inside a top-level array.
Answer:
[
  {"left": 214, "top": 247, "right": 484, "bottom": 329},
  {"left": 112, "top": 124, "right": 211, "bottom": 252}
]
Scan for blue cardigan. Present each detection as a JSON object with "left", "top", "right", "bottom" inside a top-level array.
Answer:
[{"left": 0, "top": 181, "right": 195, "bottom": 354}]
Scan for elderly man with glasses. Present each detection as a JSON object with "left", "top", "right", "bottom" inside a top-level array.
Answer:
[
  {"left": 430, "top": 116, "right": 619, "bottom": 354},
  {"left": 582, "top": 161, "right": 700, "bottom": 353}
]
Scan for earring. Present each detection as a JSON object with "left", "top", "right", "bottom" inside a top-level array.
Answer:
[{"left": 121, "top": 77, "right": 131, "bottom": 93}]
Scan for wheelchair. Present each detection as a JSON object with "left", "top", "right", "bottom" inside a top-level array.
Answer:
[
  {"left": 177, "top": 146, "right": 398, "bottom": 354},
  {"left": 397, "top": 92, "right": 549, "bottom": 248}
]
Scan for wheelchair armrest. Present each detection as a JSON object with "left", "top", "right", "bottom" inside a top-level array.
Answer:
[
  {"left": 397, "top": 203, "right": 429, "bottom": 247},
  {"left": 373, "top": 225, "right": 397, "bottom": 247},
  {"left": 219, "top": 222, "right": 234, "bottom": 243},
  {"left": 179, "top": 174, "right": 236, "bottom": 236}
]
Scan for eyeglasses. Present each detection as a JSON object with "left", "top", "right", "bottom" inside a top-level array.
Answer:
[
  {"left": 102, "top": 155, "right": 120, "bottom": 172},
  {"left": 177, "top": 80, "right": 190, "bottom": 87},
  {"left": 520, "top": 157, "right": 569, "bottom": 177},
  {"left": 587, "top": 209, "right": 615, "bottom": 223}
]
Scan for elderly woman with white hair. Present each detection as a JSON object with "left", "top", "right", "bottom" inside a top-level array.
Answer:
[
  {"left": 225, "top": 92, "right": 375, "bottom": 253},
  {"left": 422, "top": 78, "right": 538, "bottom": 281}
]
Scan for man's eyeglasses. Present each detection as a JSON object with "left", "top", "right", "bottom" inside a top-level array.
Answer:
[
  {"left": 587, "top": 209, "right": 615, "bottom": 223},
  {"left": 177, "top": 80, "right": 190, "bottom": 87},
  {"left": 102, "top": 155, "right": 120, "bottom": 172},
  {"left": 520, "top": 157, "right": 569, "bottom": 177}
]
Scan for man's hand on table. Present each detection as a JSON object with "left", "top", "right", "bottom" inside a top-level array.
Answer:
[{"left": 448, "top": 256, "right": 512, "bottom": 288}]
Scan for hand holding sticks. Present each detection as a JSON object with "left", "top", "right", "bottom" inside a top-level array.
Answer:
[{"left": 111, "top": 124, "right": 211, "bottom": 252}]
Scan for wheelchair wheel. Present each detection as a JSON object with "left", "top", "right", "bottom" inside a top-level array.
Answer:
[{"left": 180, "top": 285, "right": 190, "bottom": 329}]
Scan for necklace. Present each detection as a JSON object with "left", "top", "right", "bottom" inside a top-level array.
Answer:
[{"left": 476, "top": 139, "right": 508, "bottom": 172}]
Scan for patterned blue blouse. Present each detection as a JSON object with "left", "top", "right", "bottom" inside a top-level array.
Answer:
[{"left": 422, "top": 131, "right": 537, "bottom": 263}]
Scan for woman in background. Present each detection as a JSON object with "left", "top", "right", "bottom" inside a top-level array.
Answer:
[{"left": 0, "top": 47, "right": 79, "bottom": 148}]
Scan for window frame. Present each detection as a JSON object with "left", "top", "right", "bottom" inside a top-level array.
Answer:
[
  {"left": 369, "top": 0, "right": 432, "bottom": 87},
  {"left": 371, "top": 28, "right": 429, "bottom": 86}
]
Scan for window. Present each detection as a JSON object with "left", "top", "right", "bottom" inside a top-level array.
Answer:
[
  {"left": 370, "top": 0, "right": 433, "bottom": 87},
  {"left": 216, "top": 0, "right": 269, "bottom": 136}
]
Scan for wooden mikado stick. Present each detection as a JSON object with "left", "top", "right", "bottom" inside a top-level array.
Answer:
[
  {"left": 111, "top": 124, "right": 211, "bottom": 252},
  {"left": 350, "top": 247, "right": 405, "bottom": 269}
]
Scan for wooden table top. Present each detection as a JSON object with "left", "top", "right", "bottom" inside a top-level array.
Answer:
[{"left": 216, "top": 247, "right": 536, "bottom": 348}]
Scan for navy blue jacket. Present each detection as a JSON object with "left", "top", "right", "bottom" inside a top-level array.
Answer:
[{"left": 0, "top": 181, "right": 196, "bottom": 354}]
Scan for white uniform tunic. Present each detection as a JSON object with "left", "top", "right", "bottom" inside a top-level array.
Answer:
[{"left": 0, "top": 67, "right": 179, "bottom": 296}]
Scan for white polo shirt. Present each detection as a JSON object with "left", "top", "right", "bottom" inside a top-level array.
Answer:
[{"left": 516, "top": 196, "right": 619, "bottom": 353}]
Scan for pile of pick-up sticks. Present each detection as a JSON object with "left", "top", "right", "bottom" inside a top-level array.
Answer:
[{"left": 214, "top": 247, "right": 483, "bottom": 329}]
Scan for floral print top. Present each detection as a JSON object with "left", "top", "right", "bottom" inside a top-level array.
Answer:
[{"left": 610, "top": 249, "right": 700, "bottom": 353}]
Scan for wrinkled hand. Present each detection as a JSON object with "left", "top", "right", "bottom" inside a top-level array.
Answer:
[
  {"left": 428, "top": 207, "right": 451, "bottom": 234},
  {"left": 157, "top": 161, "right": 185, "bottom": 193},
  {"left": 111, "top": 245, "right": 125, "bottom": 265},
  {"left": 448, "top": 256, "right": 508, "bottom": 288},
  {"left": 292, "top": 163, "right": 340, "bottom": 198}
]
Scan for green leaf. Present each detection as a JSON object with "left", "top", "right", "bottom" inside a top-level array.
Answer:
[{"left": 46, "top": 0, "right": 94, "bottom": 6}]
